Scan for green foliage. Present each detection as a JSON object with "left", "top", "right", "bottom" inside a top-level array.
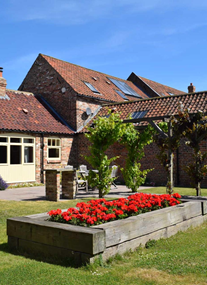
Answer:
[
  {"left": 1, "top": 200, "right": 207, "bottom": 284},
  {"left": 153, "top": 122, "right": 180, "bottom": 171},
  {"left": 145, "top": 239, "right": 156, "bottom": 249},
  {"left": 85, "top": 111, "right": 124, "bottom": 197},
  {"left": 121, "top": 162, "right": 151, "bottom": 193},
  {"left": 185, "top": 152, "right": 207, "bottom": 191},
  {"left": 152, "top": 120, "right": 181, "bottom": 194},
  {"left": 121, "top": 123, "right": 153, "bottom": 192},
  {"left": 87, "top": 155, "right": 119, "bottom": 197},
  {"left": 174, "top": 107, "right": 207, "bottom": 195}
]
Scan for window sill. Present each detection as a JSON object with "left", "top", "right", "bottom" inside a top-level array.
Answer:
[{"left": 47, "top": 160, "right": 61, "bottom": 164}]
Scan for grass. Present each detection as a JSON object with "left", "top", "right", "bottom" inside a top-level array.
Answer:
[
  {"left": 142, "top": 186, "right": 207, "bottom": 196},
  {"left": 0, "top": 196, "right": 207, "bottom": 284},
  {"left": 8, "top": 182, "right": 44, "bottom": 189}
]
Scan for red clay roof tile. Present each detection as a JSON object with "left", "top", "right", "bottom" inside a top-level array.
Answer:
[
  {"left": 0, "top": 90, "right": 73, "bottom": 134},
  {"left": 138, "top": 75, "right": 186, "bottom": 97},
  {"left": 41, "top": 54, "right": 149, "bottom": 102},
  {"left": 80, "top": 91, "right": 207, "bottom": 132}
]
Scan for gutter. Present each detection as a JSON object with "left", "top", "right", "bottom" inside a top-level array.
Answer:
[{"left": 77, "top": 93, "right": 115, "bottom": 103}]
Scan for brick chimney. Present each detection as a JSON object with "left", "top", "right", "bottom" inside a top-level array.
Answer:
[
  {"left": 188, "top": 83, "right": 196, "bottom": 93},
  {"left": 0, "top": 67, "right": 7, "bottom": 97}
]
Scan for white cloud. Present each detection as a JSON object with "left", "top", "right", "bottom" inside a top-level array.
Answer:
[
  {"left": 4, "top": 0, "right": 171, "bottom": 25},
  {"left": 4, "top": 0, "right": 207, "bottom": 26}
]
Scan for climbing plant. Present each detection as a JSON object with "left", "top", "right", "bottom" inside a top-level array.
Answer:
[
  {"left": 85, "top": 110, "right": 124, "bottom": 198},
  {"left": 121, "top": 123, "right": 153, "bottom": 192}
]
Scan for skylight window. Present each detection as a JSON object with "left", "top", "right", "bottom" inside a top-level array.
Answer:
[
  {"left": 168, "top": 92, "right": 174, "bottom": 96},
  {"left": 109, "top": 78, "right": 141, "bottom": 98},
  {"left": 131, "top": 110, "right": 148, "bottom": 119},
  {"left": 115, "top": 90, "right": 128, "bottom": 101},
  {"left": 84, "top": 82, "right": 100, "bottom": 93}
]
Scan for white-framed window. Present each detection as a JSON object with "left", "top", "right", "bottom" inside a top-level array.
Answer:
[
  {"left": 0, "top": 135, "right": 35, "bottom": 165},
  {"left": 0, "top": 137, "right": 8, "bottom": 164},
  {"left": 47, "top": 138, "right": 61, "bottom": 160}
]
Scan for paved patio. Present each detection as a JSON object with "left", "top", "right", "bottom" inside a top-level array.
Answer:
[{"left": 0, "top": 185, "right": 154, "bottom": 201}]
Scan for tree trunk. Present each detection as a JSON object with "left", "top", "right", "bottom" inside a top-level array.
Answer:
[
  {"left": 196, "top": 182, "right": 201, "bottom": 196},
  {"left": 99, "top": 188, "right": 103, "bottom": 198}
]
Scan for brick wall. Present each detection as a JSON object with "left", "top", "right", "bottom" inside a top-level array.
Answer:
[
  {"left": 36, "top": 135, "right": 75, "bottom": 183},
  {"left": 40, "top": 135, "right": 74, "bottom": 183},
  {"left": 76, "top": 132, "right": 207, "bottom": 188},
  {"left": 19, "top": 54, "right": 109, "bottom": 131},
  {"left": 19, "top": 55, "right": 78, "bottom": 130},
  {"left": 0, "top": 131, "right": 74, "bottom": 184},
  {"left": 76, "top": 98, "right": 101, "bottom": 131}
]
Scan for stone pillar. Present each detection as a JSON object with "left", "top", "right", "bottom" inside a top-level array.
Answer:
[
  {"left": 45, "top": 170, "right": 60, "bottom": 201},
  {"left": 62, "top": 170, "right": 77, "bottom": 199}
]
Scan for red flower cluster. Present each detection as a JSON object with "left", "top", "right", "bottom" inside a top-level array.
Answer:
[{"left": 48, "top": 193, "right": 181, "bottom": 227}]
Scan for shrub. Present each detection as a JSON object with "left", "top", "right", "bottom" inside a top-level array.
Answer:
[{"left": 0, "top": 176, "right": 8, "bottom": 190}]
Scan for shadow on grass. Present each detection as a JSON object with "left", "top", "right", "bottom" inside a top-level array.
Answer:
[
  {"left": 0, "top": 242, "right": 84, "bottom": 268},
  {"left": 21, "top": 196, "right": 47, "bottom": 201}
]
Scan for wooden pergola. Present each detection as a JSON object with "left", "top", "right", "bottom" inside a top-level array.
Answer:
[{"left": 123, "top": 111, "right": 207, "bottom": 193}]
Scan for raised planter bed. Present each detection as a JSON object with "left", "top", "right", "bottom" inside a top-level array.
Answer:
[{"left": 7, "top": 200, "right": 207, "bottom": 266}]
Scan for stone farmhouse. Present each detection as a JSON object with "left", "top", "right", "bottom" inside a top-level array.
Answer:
[{"left": 0, "top": 54, "right": 205, "bottom": 187}]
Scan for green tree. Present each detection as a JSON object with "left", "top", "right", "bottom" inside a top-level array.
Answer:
[
  {"left": 121, "top": 123, "right": 153, "bottom": 192},
  {"left": 85, "top": 111, "right": 124, "bottom": 198}
]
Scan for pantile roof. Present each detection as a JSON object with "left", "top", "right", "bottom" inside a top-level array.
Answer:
[
  {"left": 0, "top": 90, "right": 73, "bottom": 134},
  {"left": 138, "top": 75, "right": 186, "bottom": 97},
  {"left": 90, "top": 91, "right": 207, "bottom": 125},
  {"left": 127, "top": 72, "right": 185, "bottom": 98},
  {"left": 40, "top": 54, "right": 150, "bottom": 102}
]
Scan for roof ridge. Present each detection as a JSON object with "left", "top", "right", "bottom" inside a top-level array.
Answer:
[
  {"left": 6, "top": 89, "right": 34, "bottom": 96},
  {"left": 40, "top": 53, "right": 131, "bottom": 82},
  {"left": 102, "top": 90, "right": 207, "bottom": 107}
]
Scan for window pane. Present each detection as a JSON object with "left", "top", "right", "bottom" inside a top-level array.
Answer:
[
  {"left": 11, "top": 138, "right": 21, "bottom": 143},
  {"left": 48, "top": 139, "right": 51, "bottom": 146},
  {"left": 10, "top": 145, "right": 21, "bottom": 164},
  {"left": 24, "top": 146, "right": 33, "bottom": 163},
  {"left": 0, "top": 146, "right": 7, "bottom": 163},
  {"left": 49, "top": 148, "right": 59, "bottom": 158},
  {"left": 84, "top": 82, "right": 100, "bottom": 93},
  {"left": 52, "top": 139, "right": 56, "bottom": 146},
  {"left": 0, "top": 137, "right": 7, "bottom": 142},
  {"left": 56, "top": 140, "right": 60, "bottom": 146},
  {"left": 24, "top": 138, "right": 34, "bottom": 144}
]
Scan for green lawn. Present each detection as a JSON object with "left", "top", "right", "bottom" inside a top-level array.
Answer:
[
  {"left": 0, "top": 197, "right": 207, "bottom": 285},
  {"left": 143, "top": 186, "right": 207, "bottom": 197}
]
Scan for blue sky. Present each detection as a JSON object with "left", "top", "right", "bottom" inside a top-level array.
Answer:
[{"left": 1, "top": 0, "right": 207, "bottom": 92}]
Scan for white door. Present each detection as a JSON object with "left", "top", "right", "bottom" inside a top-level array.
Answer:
[{"left": 0, "top": 134, "right": 35, "bottom": 183}]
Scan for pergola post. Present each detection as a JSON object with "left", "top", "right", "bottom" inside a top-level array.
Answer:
[{"left": 167, "top": 120, "right": 174, "bottom": 194}]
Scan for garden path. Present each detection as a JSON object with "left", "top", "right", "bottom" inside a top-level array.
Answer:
[{"left": 0, "top": 185, "right": 154, "bottom": 201}]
